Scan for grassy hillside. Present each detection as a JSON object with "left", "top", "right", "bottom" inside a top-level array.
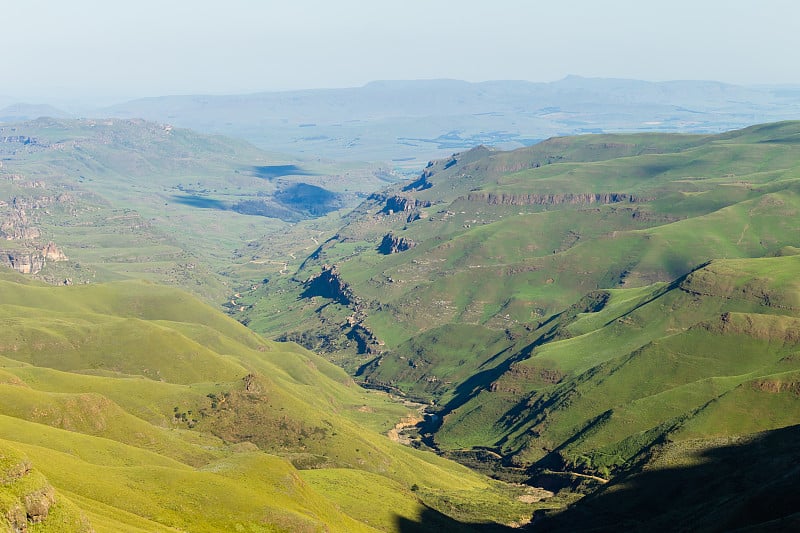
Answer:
[
  {"left": 0, "top": 272, "right": 554, "bottom": 531},
  {"left": 436, "top": 256, "right": 800, "bottom": 470},
  {"left": 533, "top": 424, "right": 800, "bottom": 531},
  {"left": 241, "top": 121, "right": 800, "bottom": 379},
  {"left": 235, "top": 122, "right": 800, "bottom": 524},
  {"left": 0, "top": 118, "right": 390, "bottom": 303}
]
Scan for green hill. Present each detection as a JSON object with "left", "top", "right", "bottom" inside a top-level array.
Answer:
[
  {"left": 0, "top": 118, "right": 389, "bottom": 303},
  {"left": 0, "top": 271, "right": 551, "bottom": 531},
  {"left": 241, "top": 121, "right": 800, "bottom": 380},
  {"left": 236, "top": 122, "right": 800, "bottom": 522}
]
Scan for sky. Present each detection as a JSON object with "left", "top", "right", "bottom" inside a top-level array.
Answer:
[{"left": 4, "top": 0, "right": 799, "bottom": 106}]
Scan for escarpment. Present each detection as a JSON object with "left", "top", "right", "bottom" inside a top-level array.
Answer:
[
  {"left": 378, "top": 233, "right": 416, "bottom": 254},
  {"left": 0, "top": 242, "right": 67, "bottom": 275},
  {"left": 374, "top": 194, "right": 432, "bottom": 215},
  {"left": 464, "top": 191, "right": 646, "bottom": 206}
]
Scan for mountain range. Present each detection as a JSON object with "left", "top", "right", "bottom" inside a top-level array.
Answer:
[{"left": 6, "top": 77, "right": 800, "bottom": 166}]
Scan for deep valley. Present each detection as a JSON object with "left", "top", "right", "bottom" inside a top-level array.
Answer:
[{"left": 1, "top": 113, "right": 800, "bottom": 531}]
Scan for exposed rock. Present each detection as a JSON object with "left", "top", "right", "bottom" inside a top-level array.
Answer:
[
  {"left": 0, "top": 208, "right": 40, "bottom": 240},
  {"left": 1, "top": 250, "right": 46, "bottom": 274},
  {"left": 464, "top": 191, "right": 646, "bottom": 206},
  {"left": 24, "top": 486, "right": 55, "bottom": 523},
  {"left": 5, "top": 502, "right": 26, "bottom": 533},
  {"left": 378, "top": 195, "right": 432, "bottom": 215},
  {"left": 41, "top": 242, "right": 67, "bottom": 262},
  {"left": 378, "top": 233, "right": 416, "bottom": 255},
  {"left": 301, "top": 264, "right": 356, "bottom": 306},
  {"left": 242, "top": 373, "right": 264, "bottom": 394},
  {"left": 402, "top": 169, "right": 434, "bottom": 192},
  {"left": 1, "top": 459, "right": 32, "bottom": 484},
  {"left": 12, "top": 196, "right": 56, "bottom": 210},
  {"left": 0, "top": 221, "right": 40, "bottom": 240},
  {"left": 346, "top": 323, "right": 384, "bottom": 355}
]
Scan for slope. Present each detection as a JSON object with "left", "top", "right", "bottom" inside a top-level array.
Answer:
[
  {"left": 436, "top": 255, "right": 800, "bottom": 476},
  {"left": 0, "top": 271, "right": 552, "bottom": 531},
  {"left": 239, "top": 121, "right": 800, "bottom": 387},
  {"left": 0, "top": 118, "right": 388, "bottom": 302},
  {"left": 235, "top": 122, "right": 800, "bottom": 518}
]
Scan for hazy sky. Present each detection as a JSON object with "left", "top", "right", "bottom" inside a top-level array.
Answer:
[{"left": 5, "top": 0, "right": 799, "bottom": 105}]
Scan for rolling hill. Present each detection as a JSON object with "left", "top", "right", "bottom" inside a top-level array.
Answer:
[
  {"left": 2, "top": 112, "right": 800, "bottom": 529},
  {"left": 0, "top": 118, "right": 393, "bottom": 303},
  {"left": 0, "top": 271, "right": 553, "bottom": 531},
  {"left": 235, "top": 122, "right": 800, "bottom": 525}
]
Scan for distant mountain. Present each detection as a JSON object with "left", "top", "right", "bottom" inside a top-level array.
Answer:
[{"left": 100, "top": 77, "right": 800, "bottom": 164}]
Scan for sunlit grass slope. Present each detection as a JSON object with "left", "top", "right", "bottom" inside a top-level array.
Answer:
[
  {"left": 436, "top": 255, "right": 800, "bottom": 476},
  {"left": 0, "top": 272, "right": 549, "bottom": 531},
  {"left": 240, "top": 121, "right": 800, "bottom": 404}
]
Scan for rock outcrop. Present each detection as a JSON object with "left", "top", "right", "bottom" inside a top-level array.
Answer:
[
  {"left": 376, "top": 194, "right": 432, "bottom": 215},
  {"left": 1, "top": 250, "right": 46, "bottom": 274},
  {"left": 0, "top": 207, "right": 38, "bottom": 240},
  {"left": 402, "top": 168, "right": 434, "bottom": 192},
  {"left": 464, "top": 191, "right": 646, "bottom": 206},
  {"left": 301, "top": 264, "right": 356, "bottom": 306},
  {"left": 0, "top": 243, "right": 66, "bottom": 275},
  {"left": 378, "top": 233, "right": 416, "bottom": 255},
  {"left": 301, "top": 265, "right": 385, "bottom": 355},
  {"left": 1, "top": 446, "right": 92, "bottom": 532},
  {"left": 42, "top": 242, "right": 68, "bottom": 262}
]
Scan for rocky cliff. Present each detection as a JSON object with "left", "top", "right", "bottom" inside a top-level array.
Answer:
[
  {"left": 374, "top": 194, "right": 432, "bottom": 215},
  {"left": 378, "top": 233, "right": 416, "bottom": 255},
  {"left": 1, "top": 250, "right": 46, "bottom": 274},
  {"left": 0, "top": 243, "right": 67, "bottom": 275},
  {"left": 42, "top": 241, "right": 68, "bottom": 262},
  {"left": 301, "top": 264, "right": 356, "bottom": 306},
  {"left": 464, "top": 191, "right": 646, "bottom": 206}
]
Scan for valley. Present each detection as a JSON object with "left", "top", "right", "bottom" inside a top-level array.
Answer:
[{"left": 1, "top": 114, "right": 799, "bottom": 531}]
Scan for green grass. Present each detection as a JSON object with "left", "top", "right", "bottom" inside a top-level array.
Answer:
[
  {"left": 434, "top": 255, "right": 800, "bottom": 475},
  {"left": 0, "top": 274, "right": 542, "bottom": 530}
]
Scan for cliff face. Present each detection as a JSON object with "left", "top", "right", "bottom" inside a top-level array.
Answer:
[
  {"left": 378, "top": 233, "right": 416, "bottom": 255},
  {"left": 376, "top": 195, "right": 432, "bottom": 215},
  {"left": 0, "top": 178, "right": 70, "bottom": 274},
  {"left": 0, "top": 243, "right": 66, "bottom": 275},
  {"left": 42, "top": 242, "right": 68, "bottom": 262},
  {"left": 1, "top": 251, "right": 46, "bottom": 274},
  {"left": 299, "top": 264, "right": 385, "bottom": 355},
  {"left": 402, "top": 168, "right": 434, "bottom": 192},
  {"left": 301, "top": 264, "right": 356, "bottom": 306},
  {"left": 464, "top": 191, "right": 644, "bottom": 206}
]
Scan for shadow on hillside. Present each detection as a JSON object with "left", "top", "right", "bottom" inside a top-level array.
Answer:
[
  {"left": 531, "top": 424, "right": 800, "bottom": 532},
  {"left": 396, "top": 507, "right": 516, "bottom": 533}
]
